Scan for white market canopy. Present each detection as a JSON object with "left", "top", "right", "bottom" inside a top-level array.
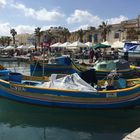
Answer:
[
  {"left": 101, "top": 41, "right": 111, "bottom": 46},
  {"left": 85, "top": 42, "right": 93, "bottom": 47},
  {"left": 111, "top": 41, "right": 124, "bottom": 49},
  {"left": 131, "top": 41, "right": 138, "bottom": 43},
  {"left": 59, "top": 42, "right": 71, "bottom": 48},
  {"left": 4, "top": 46, "right": 15, "bottom": 50},
  {"left": 50, "top": 42, "right": 62, "bottom": 48},
  {"left": 28, "top": 45, "right": 35, "bottom": 50},
  {"left": 0, "top": 46, "right": 5, "bottom": 50},
  {"left": 67, "top": 41, "right": 88, "bottom": 49},
  {"left": 17, "top": 45, "right": 28, "bottom": 50}
]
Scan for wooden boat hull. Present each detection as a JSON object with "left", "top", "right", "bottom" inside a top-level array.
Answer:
[{"left": 0, "top": 79, "right": 140, "bottom": 109}]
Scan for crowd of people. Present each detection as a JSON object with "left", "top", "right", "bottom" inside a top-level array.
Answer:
[
  {"left": 88, "top": 48, "right": 119, "bottom": 63},
  {"left": 0, "top": 46, "right": 129, "bottom": 64}
]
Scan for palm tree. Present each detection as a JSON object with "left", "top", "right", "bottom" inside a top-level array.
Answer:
[
  {"left": 61, "top": 28, "right": 71, "bottom": 42},
  {"left": 99, "top": 22, "right": 111, "bottom": 42},
  {"left": 77, "top": 29, "right": 84, "bottom": 42},
  {"left": 34, "top": 27, "right": 43, "bottom": 50},
  {"left": 0, "top": 36, "right": 12, "bottom": 46},
  {"left": 44, "top": 30, "right": 55, "bottom": 44},
  {"left": 5, "top": 36, "right": 12, "bottom": 46},
  {"left": 0, "top": 37, "right": 6, "bottom": 46},
  {"left": 10, "top": 29, "right": 17, "bottom": 46}
]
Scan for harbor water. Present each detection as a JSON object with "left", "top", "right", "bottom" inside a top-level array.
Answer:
[{"left": 0, "top": 61, "right": 140, "bottom": 140}]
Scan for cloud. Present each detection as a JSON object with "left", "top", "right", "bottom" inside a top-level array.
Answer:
[
  {"left": 0, "top": 22, "right": 11, "bottom": 36},
  {"left": 0, "top": 22, "right": 35, "bottom": 36},
  {"left": 0, "top": 22, "right": 60, "bottom": 36},
  {"left": 15, "top": 25, "right": 35, "bottom": 34},
  {"left": 71, "top": 24, "right": 89, "bottom": 32},
  {"left": 66, "top": 10, "right": 102, "bottom": 27},
  {"left": 67, "top": 10, "right": 128, "bottom": 28},
  {"left": 0, "top": 0, "right": 7, "bottom": 7},
  {"left": 11, "top": 3, "right": 65, "bottom": 21},
  {"left": 106, "top": 15, "right": 128, "bottom": 24},
  {"left": 15, "top": 25, "right": 59, "bottom": 34}
]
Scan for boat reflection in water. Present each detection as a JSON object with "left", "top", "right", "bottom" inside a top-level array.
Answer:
[{"left": 0, "top": 98, "right": 140, "bottom": 140}]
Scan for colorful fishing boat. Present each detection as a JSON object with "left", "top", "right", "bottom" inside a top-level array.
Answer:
[
  {"left": 0, "top": 72, "right": 140, "bottom": 109},
  {"left": 93, "top": 59, "right": 135, "bottom": 79},
  {"left": 30, "top": 56, "right": 86, "bottom": 76},
  {"left": 0, "top": 64, "right": 11, "bottom": 80}
]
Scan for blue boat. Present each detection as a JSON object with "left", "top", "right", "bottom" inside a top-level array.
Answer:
[
  {"left": 0, "top": 72, "right": 140, "bottom": 109},
  {"left": 30, "top": 56, "right": 85, "bottom": 76},
  {"left": 119, "top": 42, "right": 140, "bottom": 59},
  {"left": 0, "top": 64, "right": 11, "bottom": 80}
]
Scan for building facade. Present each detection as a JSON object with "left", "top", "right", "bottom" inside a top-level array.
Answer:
[{"left": 14, "top": 15, "right": 140, "bottom": 45}]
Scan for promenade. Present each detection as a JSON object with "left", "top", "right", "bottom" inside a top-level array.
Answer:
[{"left": 123, "top": 127, "right": 140, "bottom": 140}]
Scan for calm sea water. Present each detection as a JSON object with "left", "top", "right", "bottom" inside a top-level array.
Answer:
[{"left": 0, "top": 61, "right": 140, "bottom": 140}]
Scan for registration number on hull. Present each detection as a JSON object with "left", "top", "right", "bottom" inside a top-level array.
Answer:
[{"left": 106, "top": 93, "right": 117, "bottom": 98}]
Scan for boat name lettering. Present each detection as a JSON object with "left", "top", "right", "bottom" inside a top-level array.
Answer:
[
  {"left": 106, "top": 93, "right": 117, "bottom": 98},
  {"left": 10, "top": 85, "right": 26, "bottom": 91}
]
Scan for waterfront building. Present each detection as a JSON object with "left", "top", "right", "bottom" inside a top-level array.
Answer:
[
  {"left": 14, "top": 15, "right": 140, "bottom": 46},
  {"left": 15, "top": 33, "right": 33, "bottom": 46},
  {"left": 107, "top": 15, "right": 140, "bottom": 43}
]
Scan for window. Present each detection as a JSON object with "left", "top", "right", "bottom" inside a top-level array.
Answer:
[
  {"left": 100, "top": 64, "right": 107, "bottom": 69},
  {"left": 114, "top": 32, "right": 120, "bottom": 39}
]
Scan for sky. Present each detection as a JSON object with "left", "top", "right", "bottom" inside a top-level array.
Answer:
[{"left": 0, "top": 0, "right": 140, "bottom": 36}]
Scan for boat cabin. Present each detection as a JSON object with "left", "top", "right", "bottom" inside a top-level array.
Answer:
[{"left": 94, "top": 59, "right": 130, "bottom": 71}]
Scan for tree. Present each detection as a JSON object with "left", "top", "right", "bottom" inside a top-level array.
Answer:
[
  {"left": 0, "top": 37, "right": 6, "bottom": 46},
  {"left": 99, "top": 22, "right": 111, "bottom": 41},
  {"left": 0, "top": 36, "right": 12, "bottom": 46},
  {"left": 44, "top": 30, "right": 55, "bottom": 44},
  {"left": 5, "top": 36, "right": 12, "bottom": 46},
  {"left": 34, "top": 27, "right": 43, "bottom": 50},
  {"left": 77, "top": 29, "right": 84, "bottom": 42},
  {"left": 61, "top": 27, "right": 71, "bottom": 42},
  {"left": 10, "top": 29, "right": 17, "bottom": 45}
]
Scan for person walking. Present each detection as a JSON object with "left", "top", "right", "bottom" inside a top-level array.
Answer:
[{"left": 89, "top": 48, "right": 94, "bottom": 63}]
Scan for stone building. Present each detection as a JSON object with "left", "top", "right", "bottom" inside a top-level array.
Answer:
[
  {"left": 107, "top": 15, "right": 140, "bottom": 43},
  {"left": 70, "top": 15, "right": 140, "bottom": 44},
  {"left": 14, "top": 15, "right": 140, "bottom": 46},
  {"left": 15, "top": 33, "right": 33, "bottom": 46}
]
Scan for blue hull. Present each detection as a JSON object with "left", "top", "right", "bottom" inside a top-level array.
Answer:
[
  {"left": 0, "top": 88, "right": 139, "bottom": 109},
  {"left": 0, "top": 69, "right": 11, "bottom": 80},
  {"left": 0, "top": 79, "right": 140, "bottom": 109}
]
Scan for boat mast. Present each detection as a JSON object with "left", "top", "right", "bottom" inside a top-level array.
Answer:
[{"left": 42, "top": 45, "right": 45, "bottom": 77}]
